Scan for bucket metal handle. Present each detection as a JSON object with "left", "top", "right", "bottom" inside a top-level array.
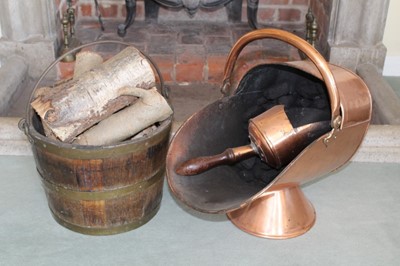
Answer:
[
  {"left": 221, "top": 28, "right": 342, "bottom": 136},
  {"left": 30, "top": 40, "right": 168, "bottom": 101}
]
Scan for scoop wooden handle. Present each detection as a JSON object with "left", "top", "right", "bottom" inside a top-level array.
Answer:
[{"left": 175, "top": 145, "right": 256, "bottom": 176}]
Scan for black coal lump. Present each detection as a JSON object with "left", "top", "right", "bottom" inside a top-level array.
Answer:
[
  {"left": 295, "top": 97, "right": 312, "bottom": 107},
  {"left": 296, "top": 82, "right": 322, "bottom": 99},
  {"left": 240, "top": 157, "right": 257, "bottom": 170},
  {"left": 235, "top": 158, "right": 281, "bottom": 187},
  {"left": 232, "top": 63, "right": 331, "bottom": 187},
  {"left": 312, "top": 96, "right": 328, "bottom": 109},
  {"left": 263, "top": 81, "right": 291, "bottom": 99},
  {"left": 285, "top": 107, "right": 331, "bottom": 127},
  {"left": 278, "top": 95, "right": 296, "bottom": 107},
  {"left": 243, "top": 105, "right": 265, "bottom": 121}
]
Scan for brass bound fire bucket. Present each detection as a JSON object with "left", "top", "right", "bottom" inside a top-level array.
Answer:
[
  {"left": 166, "top": 29, "right": 372, "bottom": 239},
  {"left": 20, "top": 41, "right": 172, "bottom": 235}
]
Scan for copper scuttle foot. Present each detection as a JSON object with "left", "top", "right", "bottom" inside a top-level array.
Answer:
[{"left": 227, "top": 183, "right": 315, "bottom": 239}]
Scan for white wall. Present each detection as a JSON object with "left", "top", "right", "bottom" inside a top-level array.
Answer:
[{"left": 383, "top": 0, "right": 400, "bottom": 76}]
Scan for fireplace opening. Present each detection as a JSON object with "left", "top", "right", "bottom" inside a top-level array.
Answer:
[{"left": 0, "top": 0, "right": 398, "bottom": 126}]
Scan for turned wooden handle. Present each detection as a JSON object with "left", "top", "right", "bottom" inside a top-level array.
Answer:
[{"left": 175, "top": 145, "right": 256, "bottom": 176}]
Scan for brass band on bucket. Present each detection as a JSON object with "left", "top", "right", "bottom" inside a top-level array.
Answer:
[
  {"left": 32, "top": 122, "right": 171, "bottom": 160},
  {"left": 41, "top": 170, "right": 164, "bottom": 235},
  {"left": 50, "top": 203, "right": 161, "bottom": 235},
  {"left": 40, "top": 169, "right": 164, "bottom": 201}
]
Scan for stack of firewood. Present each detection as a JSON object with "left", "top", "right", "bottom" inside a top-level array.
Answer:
[{"left": 31, "top": 47, "right": 173, "bottom": 146}]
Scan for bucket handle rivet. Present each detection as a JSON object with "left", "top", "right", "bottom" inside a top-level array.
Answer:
[{"left": 18, "top": 118, "right": 34, "bottom": 144}]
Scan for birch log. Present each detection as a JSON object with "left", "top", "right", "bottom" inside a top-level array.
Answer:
[
  {"left": 74, "top": 87, "right": 173, "bottom": 146},
  {"left": 31, "top": 47, "right": 155, "bottom": 142},
  {"left": 73, "top": 51, "right": 104, "bottom": 79}
]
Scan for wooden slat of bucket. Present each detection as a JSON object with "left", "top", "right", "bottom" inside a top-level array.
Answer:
[
  {"left": 30, "top": 119, "right": 171, "bottom": 235},
  {"left": 80, "top": 200, "right": 107, "bottom": 227},
  {"left": 32, "top": 124, "right": 170, "bottom": 190},
  {"left": 40, "top": 158, "right": 165, "bottom": 235}
]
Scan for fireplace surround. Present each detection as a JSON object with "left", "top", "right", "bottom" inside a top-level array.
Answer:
[{"left": 0, "top": 0, "right": 399, "bottom": 160}]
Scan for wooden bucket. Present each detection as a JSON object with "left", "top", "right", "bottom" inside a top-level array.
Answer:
[{"left": 20, "top": 41, "right": 172, "bottom": 235}]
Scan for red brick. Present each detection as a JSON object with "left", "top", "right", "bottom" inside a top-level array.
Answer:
[
  {"left": 136, "top": 1, "right": 145, "bottom": 20},
  {"left": 231, "top": 59, "right": 252, "bottom": 86},
  {"left": 122, "top": 1, "right": 145, "bottom": 20},
  {"left": 121, "top": 4, "right": 126, "bottom": 17},
  {"left": 99, "top": 4, "right": 118, "bottom": 18},
  {"left": 176, "top": 46, "right": 205, "bottom": 65},
  {"left": 78, "top": 20, "right": 101, "bottom": 30},
  {"left": 292, "top": 0, "right": 309, "bottom": 5},
  {"left": 289, "top": 46, "right": 302, "bottom": 61},
  {"left": 207, "top": 55, "right": 226, "bottom": 84},
  {"left": 241, "top": 7, "right": 247, "bottom": 23},
  {"left": 241, "top": 46, "right": 266, "bottom": 63},
  {"left": 151, "top": 55, "right": 175, "bottom": 83},
  {"left": 278, "top": 8, "right": 301, "bottom": 21},
  {"left": 258, "top": 8, "right": 276, "bottom": 21},
  {"left": 259, "top": 0, "right": 289, "bottom": 5},
  {"left": 80, "top": 4, "right": 92, "bottom": 17},
  {"left": 176, "top": 63, "right": 204, "bottom": 83},
  {"left": 230, "top": 47, "right": 290, "bottom": 86},
  {"left": 265, "top": 56, "right": 289, "bottom": 64},
  {"left": 57, "top": 61, "right": 75, "bottom": 80}
]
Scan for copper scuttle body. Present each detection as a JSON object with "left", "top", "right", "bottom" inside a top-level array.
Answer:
[{"left": 166, "top": 29, "right": 372, "bottom": 239}]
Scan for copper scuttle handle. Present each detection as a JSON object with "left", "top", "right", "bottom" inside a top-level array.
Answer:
[
  {"left": 176, "top": 145, "right": 256, "bottom": 176},
  {"left": 221, "top": 28, "right": 341, "bottom": 133}
]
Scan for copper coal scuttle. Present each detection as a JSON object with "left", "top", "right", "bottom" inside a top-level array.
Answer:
[{"left": 166, "top": 29, "right": 372, "bottom": 239}]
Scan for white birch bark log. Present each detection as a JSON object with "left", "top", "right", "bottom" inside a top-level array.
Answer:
[
  {"left": 73, "top": 87, "right": 173, "bottom": 146},
  {"left": 31, "top": 46, "right": 155, "bottom": 142}
]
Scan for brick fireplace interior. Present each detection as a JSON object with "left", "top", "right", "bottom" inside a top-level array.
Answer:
[
  {"left": 59, "top": 0, "right": 310, "bottom": 85},
  {"left": 0, "top": 0, "right": 391, "bottom": 123}
]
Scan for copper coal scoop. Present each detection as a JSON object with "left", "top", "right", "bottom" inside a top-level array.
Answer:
[
  {"left": 166, "top": 29, "right": 372, "bottom": 239},
  {"left": 176, "top": 105, "right": 330, "bottom": 176}
]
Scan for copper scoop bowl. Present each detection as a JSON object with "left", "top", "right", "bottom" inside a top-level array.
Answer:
[{"left": 176, "top": 105, "right": 330, "bottom": 176}]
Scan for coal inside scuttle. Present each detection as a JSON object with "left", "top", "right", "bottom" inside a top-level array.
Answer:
[{"left": 232, "top": 64, "right": 331, "bottom": 188}]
